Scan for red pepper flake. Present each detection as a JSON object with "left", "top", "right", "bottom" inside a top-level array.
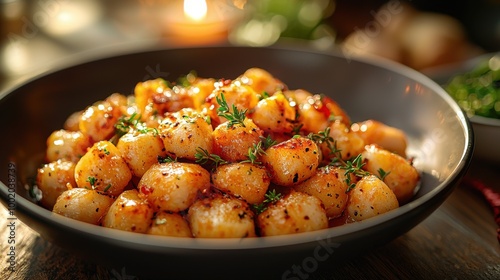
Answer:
[
  {"left": 139, "top": 185, "right": 153, "bottom": 195},
  {"left": 221, "top": 78, "right": 231, "bottom": 86},
  {"left": 463, "top": 176, "right": 500, "bottom": 244}
]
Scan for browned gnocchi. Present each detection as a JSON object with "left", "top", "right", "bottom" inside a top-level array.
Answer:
[
  {"left": 147, "top": 211, "right": 193, "bottom": 237},
  {"left": 187, "top": 194, "right": 257, "bottom": 238},
  {"left": 33, "top": 67, "right": 420, "bottom": 238},
  {"left": 52, "top": 188, "right": 114, "bottom": 225},
  {"left": 102, "top": 189, "right": 154, "bottom": 233},
  {"left": 257, "top": 190, "right": 328, "bottom": 236},
  {"left": 36, "top": 159, "right": 76, "bottom": 210}
]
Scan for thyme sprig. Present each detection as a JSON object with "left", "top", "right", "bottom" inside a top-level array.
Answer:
[
  {"left": 242, "top": 142, "right": 266, "bottom": 165},
  {"left": 194, "top": 147, "right": 229, "bottom": 168},
  {"left": 306, "top": 127, "right": 339, "bottom": 156},
  {"left": 340, "top": 154, "right": 371, "bottom": 192},
  {"left": 377, "top": 168, "right": 391, "bottom": 181},
  {"left": 252, "top": 189, "right": 282, "bottom": 214},
  {"left": 240, "top": 135, "right": 277, "bottom": 165},
  {"left": 260, "top": 135, "right": 277, "bottom": 150},
  {"left": 157, "top": 155, "right": 177, "bottom": 164},
  {"left": 112, "top": 112, "right": 157, "bottom": 144},
  {"left": 307, "top": 128, "right": 390, "bottom": 192},
  {"left": 340, "top": 155, "right": 392, "bottom": 193},
  {"left": 216, "top": 93, "right": 247, "bottom": 128}
]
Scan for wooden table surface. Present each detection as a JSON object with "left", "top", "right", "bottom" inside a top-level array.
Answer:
[{"left": 1, "top": 157, "right": 499, "bottom": 280}]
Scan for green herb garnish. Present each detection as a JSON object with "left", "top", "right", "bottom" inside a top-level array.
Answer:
[
  {"left": 194, "top": 147, "right": 229, "bottom": 168},
  {"left": 377, "top": 168, "right": 391, "bottom": 181},
  {"left": 86, "top": 176, "right": 97, "bottom": 189},
  {"left": 242, "top": 142, "right": 266, "bottom": 165},
  {"left": 216, "top": 93, "right": 247, "bottom": 127},
  {"left": 259, "top": 91, "right": 270, "bottom": 100},
  {"left": 252, "top": 189, "right": 282, "bottom": 214},
  {"left": 340, "top": 154, "right": 371, "bottom": 192},
  {"left": 260, "top": 135, "right": 277, "bottom": 149},
  {"left": 157, "top": 155, "right": 177, "bottom": 163},
  {"left": 307, "top": 128, "right": 389, "bottom": 192},
  {"left": 103, "top": 184, "right": 112, "bottom": 192},
  {"left": 240, "top": 135, "right": 277, "bottom": 165},
  {"left": 115, "top": 113, "right": 141, "bottom": 137}
]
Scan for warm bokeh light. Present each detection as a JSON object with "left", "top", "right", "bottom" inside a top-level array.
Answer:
[
  {"left": 2, "top": 42, "right": 29, "bottom": 75},
  {"left": 489, "top": 54, "right": 500, "bottom": 71},
  {"left": 41, "top": 0, "right": 103, "bottom": 36},
  {"left": 184, "top": 0, "right": 208, "bottom": 21}
]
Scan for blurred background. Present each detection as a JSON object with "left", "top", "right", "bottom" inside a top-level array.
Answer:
[{"left": 1, "top": 0, "right": 499, "bottom": 91}]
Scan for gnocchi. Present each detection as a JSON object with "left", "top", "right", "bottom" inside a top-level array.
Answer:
[
  {"left": 138, "top": 162, "right": 211, "bottom": 212},
  {"left": 187, "top": 194, "right": 256, "bottom": 238},
  {"left": 34, "top": 67, "right": 420, "bottom": 238},
  {"left": 52, "top": 188, "right": 114, "bottom": 225},
  {"left": 147, "top": 211, "right": 193, "bottom": 237},
  {"left": 74, "top": 140, "right": 132, "bottom": 197},
  {"left": 346, "top": 175, "right": 399, "bottom": 221},
  {"left": 211, "top": 162, "right": 270, "bottom": 204},
  {"left": 102, "top": 189, "right": 154, "bottom": 233},
  {"left": 36, "top": 159, "right": 76, "bottom": 210},
  {"left": 257, "top": 190, "right": 328, "bottom": 236}
]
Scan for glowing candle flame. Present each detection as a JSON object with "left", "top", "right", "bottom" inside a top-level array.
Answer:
[{"left": 184, "top": 0, "right": 207, "bottom": 21}]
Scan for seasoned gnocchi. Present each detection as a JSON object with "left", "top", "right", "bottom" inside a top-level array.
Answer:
[
  {"left": 34, "top": 67, "right": 420, "bottom": 238},
  {"left": 294, "top": 165, "right": 350, "bottom": 219},
  {"left": 138, "top": 162, "right": 211, "bottom": 212},
  {"left": 346, "top": 175, "right": 399, "bottom": 221},
  {"left": 211, "top": 162, "right": 270, "bottom": 204},
  {"left": 147, "top": 211, "right": 193, "bottom": 237},
  {"left": 36, "top": 159, "right": 76, "bottom": 210},
  {"left": 187, "top": 194, "right": 256, "bottom": 238},
  {"left": 102, "top": 189, "right": 154, "bottom": 233},
  {"left": 74, "top": 140, "right": 132, "bottom": 197},
  {"left": 52, "top": 188, "right": 114, "bottom": 225},
  {"left": 257, "top": 190, "right": 328, "bottom": 236}
]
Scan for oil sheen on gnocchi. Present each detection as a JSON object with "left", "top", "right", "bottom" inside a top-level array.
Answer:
[{"left": 35, "top": 67, "right": 420, "bottom": 238}]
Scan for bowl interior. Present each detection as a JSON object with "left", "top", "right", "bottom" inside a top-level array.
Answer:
[{"left": 0, "top": 45, "right": 473, "bottom": 275}]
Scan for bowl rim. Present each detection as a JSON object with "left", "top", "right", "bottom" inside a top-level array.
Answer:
[
  {"left": 0, "top": 43, "right": 474, "bottom": 251},
  {"left": 470, "top": 114, "right": 500, "bottom": 126}
]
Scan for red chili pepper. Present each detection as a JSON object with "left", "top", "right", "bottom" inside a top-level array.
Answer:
[{"left": 463, "top": 176, "right": 500, "bottom": 244}]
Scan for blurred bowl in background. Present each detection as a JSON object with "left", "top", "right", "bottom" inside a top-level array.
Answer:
[{"left": 424, "top": 52, "right": 500, "bottom": 164}]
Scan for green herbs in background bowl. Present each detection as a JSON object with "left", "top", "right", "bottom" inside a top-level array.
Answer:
[
  {"left": 439, "top": 52, "right": 500, "bottom": 164},
  {"left": 445, "top": 54, "right": 500, "bottom": 119}
]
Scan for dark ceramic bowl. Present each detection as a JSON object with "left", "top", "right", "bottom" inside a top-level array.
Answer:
[{"left": 0, "top": 45, "right": 473, "bottom": 279}]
